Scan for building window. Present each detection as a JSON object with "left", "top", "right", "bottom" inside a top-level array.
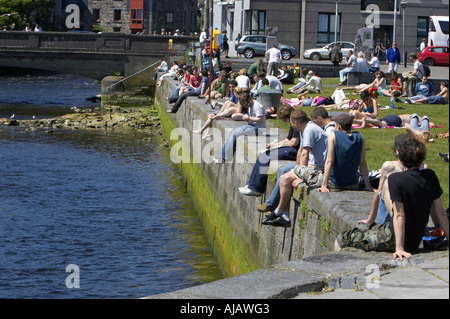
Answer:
[
  {"left": 114, "top": 10, "right": 121, "bottom": 22},
  {"left": 245, "top": 10, "right": 265, "bottom": 35},
  {"left": 317, "top": 13, "right": 341, "bottom": 44},
  {"left": 131, "top": 9, "right": 143, "bottom": 24},
  {"left": 417, "top": 17, "right": 429, "bottom": 48},
  {"left": 93, "top": 9, "right": 100, "bottom": 22},
  {"left": 167, "top": 12, "right": 173, "bottom": 24},
  {"left": 361, "top": 0, "right": 397, "bottom": 11}
]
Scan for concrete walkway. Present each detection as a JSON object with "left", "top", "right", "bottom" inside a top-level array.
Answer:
[{"left": 145, "top": 249, "right": 448, "bottom": 299}]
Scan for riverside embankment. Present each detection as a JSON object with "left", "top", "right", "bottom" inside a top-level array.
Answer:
[
  {"left": 146, "top": 76, "right": 448, "bottom": 300},
  {"left": 153, "top": 77, "right": 376, "bottom": 275}
]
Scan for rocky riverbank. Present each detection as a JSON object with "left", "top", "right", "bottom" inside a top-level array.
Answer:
[{"left": 0, "top": 105, "right": 165, "bottom": 140}]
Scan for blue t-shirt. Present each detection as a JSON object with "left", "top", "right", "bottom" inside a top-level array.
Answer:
[
  {"left": 329, "top": 131, "right": 363, "bottom": 186},
  {"left": 415, "top": 81, "right": 435, "bottom": 97},
  {"left": 300, "top": 121, "right": 328, "bottom": 168}
]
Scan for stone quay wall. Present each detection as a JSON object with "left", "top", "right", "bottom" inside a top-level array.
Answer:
[{"left": 156, "top": 77, "right": 375, "bottom": 278}]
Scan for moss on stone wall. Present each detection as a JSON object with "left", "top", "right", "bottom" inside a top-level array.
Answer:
[{"left": 154, "top": 95, "right": 259, "bottom": 278}]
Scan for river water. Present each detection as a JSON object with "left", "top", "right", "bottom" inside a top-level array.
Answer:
[{"left": 0, "top": 73, "right": 222, "bottom": 298}]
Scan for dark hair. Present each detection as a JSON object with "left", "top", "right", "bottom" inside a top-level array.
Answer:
[
  {"left": 261, "top": 78, "right": 270, "bottom": 86},
  {"left": 360, "top": 90, "right": 370, "bottom": 100},
  {"left": 290, "top": 110, "right": 309, "bottom": 125},
  {"left": 277, "top": 103, "right": 293, "bottom": 121},
  {"left": 397, "top": 137, "right": 427, "bottom": 169},
  {"left": 441, "top": 81, "right": 448, "bottom": 88},
  {"left": 311, "top": 107, "right": 329, "bottom": 120},
  {"left": 238, "top": 90, "right": 251, "bottom": 105}
]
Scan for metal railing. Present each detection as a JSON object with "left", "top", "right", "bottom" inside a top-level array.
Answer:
[{"left": 104, "top": 60, "right": 160, "bottom": 93}]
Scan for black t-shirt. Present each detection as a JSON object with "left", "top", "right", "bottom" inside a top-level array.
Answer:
[
  {"left": 287, "top": 126, "right": 300, "bottom": 150},
  {"left": 388, "top": 169, "right": 443, "bottom": 252}
]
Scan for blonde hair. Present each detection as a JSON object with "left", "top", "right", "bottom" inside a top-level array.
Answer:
[
  {"left": 239, "top": 68, "right": 247, "bottom": 76},
  {"left": 357, "top": 51, "right": 364, "bottom": 58}
]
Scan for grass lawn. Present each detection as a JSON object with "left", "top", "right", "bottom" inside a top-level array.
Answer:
[{"left": 274, "top": 77, "right": 449, "bottom": 208}]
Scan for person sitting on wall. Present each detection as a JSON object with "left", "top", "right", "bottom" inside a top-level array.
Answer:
[
  {"left": 358, "top": 134, "right": 429, "bottom": 226},
  {"left": 198, "top": 71, "right": 230, "bottom": 100},
  {"left": 213, "top": 91, "right": 266, "bottom": 164},
  {"left": 238, "top": 104, "right": 300, "bottom": 196},
  {"left": 335, "top": 136, "right": 449, "bottom": 260},
  {"left": 192, "top": 82, "right": 246, "bottom": 138},
  {"left": 167, "top": 70, "right": 209, "bottom": 113},
  {"left": 261, "top": 110, "right": 328, "bottom": 227},
  {"left": 156, "top": 61, "right": 180, "bottom": 87},
  {"left": 255, "top": 108, "right": 335, "bottom": 215},
  {"left": 152, "top": 58, "right": 169, "bottom": 81}
]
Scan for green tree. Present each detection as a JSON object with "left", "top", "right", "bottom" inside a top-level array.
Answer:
[{"left": 0, "top": 0, "right": 55, "bottom": 31}]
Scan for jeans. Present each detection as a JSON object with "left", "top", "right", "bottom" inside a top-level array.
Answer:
[
  {"left": 220, "top": 125, "right": 260, "bottom": 161},
  {"left": 339, "top": 67, "right": 353, "bottom": 82},
  {"left": 153, "top": 68, "right": 167, "bottom": 80},
  {"left": 247, "top": 147, "right": 298, "bottom": 193},
  {"left": 169, "top": 91, "right": 198, "bottom": 113},
  {"left": 265, "top": 162, "right": 296, "bottom": 208},
  {"left": 410, "top": 113, "right": 429, "bottom": 131},
  {"left": 368, "top": 67, "right": 380, "bottom": 73}
]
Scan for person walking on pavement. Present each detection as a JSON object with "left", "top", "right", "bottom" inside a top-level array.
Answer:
[
  {"left": 265, "top": 45, "right": 282, "bottom": 76},
  {"left": 386, "top": 42, "right": 401, "bottom": 73},
  {"left": 330, "top": 43, "right": 343, "bottom": 69}
]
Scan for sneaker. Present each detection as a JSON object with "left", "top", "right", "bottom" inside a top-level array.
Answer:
[
  {"left": 438, "top": 153, "right": 449, "bottom": 163},
  {"left": 213, "top": 158, "right": 225, "bottom": 164},
  {"left": 238, "top": 186, "right": 262, "bottom": 196},
  {"left": 256, "top": 203, "right": 274, "bottom": 213},
  {"left": 394, "top": 97, "right": 401, "bottom": 103},
  {"left": 405, "top": 98, "right": 412, "bottom": 104},
  {"left": 263, "top": 216, "right": 291, "bottom": 228},
  {"left": 261, "top": 211, "right": 278, "bottom": 225}
]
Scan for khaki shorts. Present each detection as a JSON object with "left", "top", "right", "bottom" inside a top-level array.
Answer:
[
  {"left": 336, "top": 222, "right": 396, "bottom": 252},
  {"left": 292, "top": 165, "right": 324, "bottom": 189}
]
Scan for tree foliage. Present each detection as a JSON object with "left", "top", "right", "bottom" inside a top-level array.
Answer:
[{"left": 0, "top": 0, "right": 55, "bottom": 30}]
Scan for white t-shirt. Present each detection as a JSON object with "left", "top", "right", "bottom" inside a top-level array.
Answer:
[
  {"left": 248, "top": 100, "right": 266, "bottom": 129},
  {"left": 370, "top": 57, "right": 380, "bottom": 69},
  {"left": 160, "top": 61, "right": 168, "bottom": 72},
  {"left": 236, "top": 75, "right": 250, "bottom": 89},
  {"left": 414, "top": 60, "right": 425, "bottom": 78},
  {"left": 266, "top": 47, "right": 281, "bottom": 63}
]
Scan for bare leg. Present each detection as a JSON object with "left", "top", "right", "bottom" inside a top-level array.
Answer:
[{"left": 275, "top": 171, "right": 298, "bottom": 212}]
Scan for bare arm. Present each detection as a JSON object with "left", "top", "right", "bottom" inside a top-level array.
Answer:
[
  {"left": 392, "top": 201, "right": 411, "bottom": 260},
  {"left": 318, "top": 132, "right": 336, "bottom": 193}
]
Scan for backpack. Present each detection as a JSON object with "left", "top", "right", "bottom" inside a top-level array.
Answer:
[{"left": 423, "top": 64, "right": 431, "bottom": 77}]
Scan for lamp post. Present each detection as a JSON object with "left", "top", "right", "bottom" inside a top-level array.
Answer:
[
  {"left": 400, "top": 1, "right": 407, "bottom": 67},
  {"left": 334, "top": 0, "right": 339, "bottom": 44},
  {"left": 393, "top": 0, "right": 398, "bottom": 44}
]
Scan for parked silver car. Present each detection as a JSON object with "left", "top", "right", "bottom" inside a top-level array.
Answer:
[
  {"left": 303, "top": 41, "right": 355, "bottom": 61},
  {"left": 236, "top": 35, "right": 297, "bottom": 60}
]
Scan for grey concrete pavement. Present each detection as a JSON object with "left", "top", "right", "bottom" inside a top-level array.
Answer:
[{"left": 145, "top": 249, "right": 448, "bottom": 299}]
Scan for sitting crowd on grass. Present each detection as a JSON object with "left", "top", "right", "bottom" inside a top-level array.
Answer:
[{"left": 154, "top": 46, "right": 449, "bottom": 259}]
